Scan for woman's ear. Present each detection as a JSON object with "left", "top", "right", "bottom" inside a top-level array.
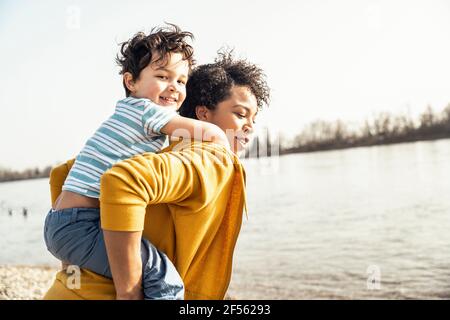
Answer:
[
  {"left": 195, "top": 106, "right": 210, "bottom": 121},
  {"left": 123, "top": 72, "right": 136, "bottom": 93}
]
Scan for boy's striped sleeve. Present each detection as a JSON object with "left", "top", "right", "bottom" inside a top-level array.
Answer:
[{"left": 141, "top": 100, "right": 177, "bottom": 137}]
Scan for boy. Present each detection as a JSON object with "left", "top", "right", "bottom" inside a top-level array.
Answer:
[{"left": 44, "top": 24, "right": 228, "bottom": 300}]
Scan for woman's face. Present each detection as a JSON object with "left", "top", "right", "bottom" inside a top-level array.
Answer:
[{"left": 197, "top": 85, "right": 258, "bottom": 154}]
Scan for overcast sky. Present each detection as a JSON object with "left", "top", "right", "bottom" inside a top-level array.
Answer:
[{"left": 1, "top": 0, "right": 450, "bottom": 170}]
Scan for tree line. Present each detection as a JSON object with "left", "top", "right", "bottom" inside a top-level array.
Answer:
[
  {"left": 0, "top": 166, "right": 52, "bottom": 183},
  {"left": 286, "top": 103, "right": 450, "bottom": 154},
  {"left": 245, "top": 103, "right": 450, "bottom": 157}
]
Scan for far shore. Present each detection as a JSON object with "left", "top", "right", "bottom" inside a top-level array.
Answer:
[{"left": 2, "top": 135, "right": 450, "bottom": 184}]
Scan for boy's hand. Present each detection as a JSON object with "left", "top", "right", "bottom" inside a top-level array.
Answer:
[
  {"left": 161, "top": 115, "right": 231, "bottom": 150},
  {"left": 202, "top": 122, "right": 231, "bottom": 150}
]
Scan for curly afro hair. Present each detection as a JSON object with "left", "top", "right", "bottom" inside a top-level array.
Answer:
[
  {"left": 116, "top": 23, "right": 195, "bottom": 96},
  {"left": 178, "top": 51, "right": 270, "bottom": 119}
]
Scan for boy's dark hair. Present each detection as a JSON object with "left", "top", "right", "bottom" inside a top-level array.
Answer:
[
  {"left": 116, "top": 23, "right": 195, "bottom": 96},
  {"left": 178, "top": 51, "right": 270, "bottom": 119}
]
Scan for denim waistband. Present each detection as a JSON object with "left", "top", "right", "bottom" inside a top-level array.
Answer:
[{"left": 50, "top": 207, "right": 100, "bottom": 224}]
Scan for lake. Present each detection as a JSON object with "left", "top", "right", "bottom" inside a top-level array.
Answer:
[{"left": 1, "top": 139, "right": 450, "bottom": 299}]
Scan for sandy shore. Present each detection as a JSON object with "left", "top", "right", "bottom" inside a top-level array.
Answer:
[
  {"left": 0, "top": 265, "right": 58, "bottom": 300},
  {"left": 0, "top": 265, "right": 241, "bottom": 300}
]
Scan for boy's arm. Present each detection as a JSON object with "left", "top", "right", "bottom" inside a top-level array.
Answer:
[
  {"left": 161, "top": 115, "right": 231, "bottom": 150},
  {"left": 141, "top": 100, "right": 230, "bottom": 149}
]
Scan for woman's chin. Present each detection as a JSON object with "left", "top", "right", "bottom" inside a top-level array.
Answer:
[
  {"left": 232, "top": 137, "right": 249, "bottom": 155},
  {"left": 236, "top": 149, "right": 246, "bottom": 157},
  {"left": 234, "top": 144, "right": 247, "bottom": 156}
]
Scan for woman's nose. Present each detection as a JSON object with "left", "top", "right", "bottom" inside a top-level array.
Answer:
[{"left": 243, "top": 121, "right": 254, "bottom": 134}]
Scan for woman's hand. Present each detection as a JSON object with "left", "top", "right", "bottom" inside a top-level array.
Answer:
[{"left": 116, "top": 290, "right": 144, "bottom": 300}]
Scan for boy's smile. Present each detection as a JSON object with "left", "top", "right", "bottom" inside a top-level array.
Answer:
[{"left": 125, "top": 52, "right": 190, "bottom": 110}]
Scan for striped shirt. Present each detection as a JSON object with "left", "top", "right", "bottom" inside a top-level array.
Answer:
[{"left": 62, "top": 97, "right": 177, "bottom": 198}]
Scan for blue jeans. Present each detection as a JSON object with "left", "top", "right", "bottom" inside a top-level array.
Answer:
[{"left": 43, "top": 207, "right": 184, "bottom": 300}]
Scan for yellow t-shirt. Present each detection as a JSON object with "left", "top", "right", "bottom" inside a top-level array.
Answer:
[{"left": 44, "top": 140, "right": 247, "bottom": 300}]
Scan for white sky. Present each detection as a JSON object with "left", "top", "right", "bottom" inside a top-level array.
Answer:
[{"left": 1, "top": 0, "right": 450, "bottom": 170}]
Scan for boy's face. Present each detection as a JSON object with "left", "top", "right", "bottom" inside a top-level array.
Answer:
[
  {"left": 197, "top": 85, "right": 258, "bottom": 154},
  {"left": 126, "top": 52, "right": 189, "bottom": 109}
]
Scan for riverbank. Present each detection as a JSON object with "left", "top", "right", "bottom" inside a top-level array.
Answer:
[
  {"left": 0, "top": 265, "right": 58, "bottom": 300},
  {"left": 0, "top": 265, "right": 241, "bottom": 300}
]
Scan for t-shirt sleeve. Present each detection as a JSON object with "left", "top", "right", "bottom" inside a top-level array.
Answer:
[
  {"left": 141, "top": 99, "right": 177, "bottom": 137},
  {"left": 99, "top": 143, "right": 236, "bottom": 232},
  {"left": 49, "top": 159, "right": 75, "bottom": 206},
  {"left": 99, "top": 151, "right": 197, "bottom": 231}
]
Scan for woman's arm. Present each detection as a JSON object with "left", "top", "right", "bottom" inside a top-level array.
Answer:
[{"left": 103, "top": 230, "right": 144, "bottom": 300}]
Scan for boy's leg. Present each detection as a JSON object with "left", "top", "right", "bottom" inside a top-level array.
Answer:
[
  {"left": 140, "top": 238, "right": 185, "bottom": 300},
  {"left": 44, "top": 207, "right": 112, "bottom": 278},
  {"left": 79, "top": 229, "right": 185, "bottom": 300},
  {"left": 45, "top": 207, "right": 184, "bottom": 299}
]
